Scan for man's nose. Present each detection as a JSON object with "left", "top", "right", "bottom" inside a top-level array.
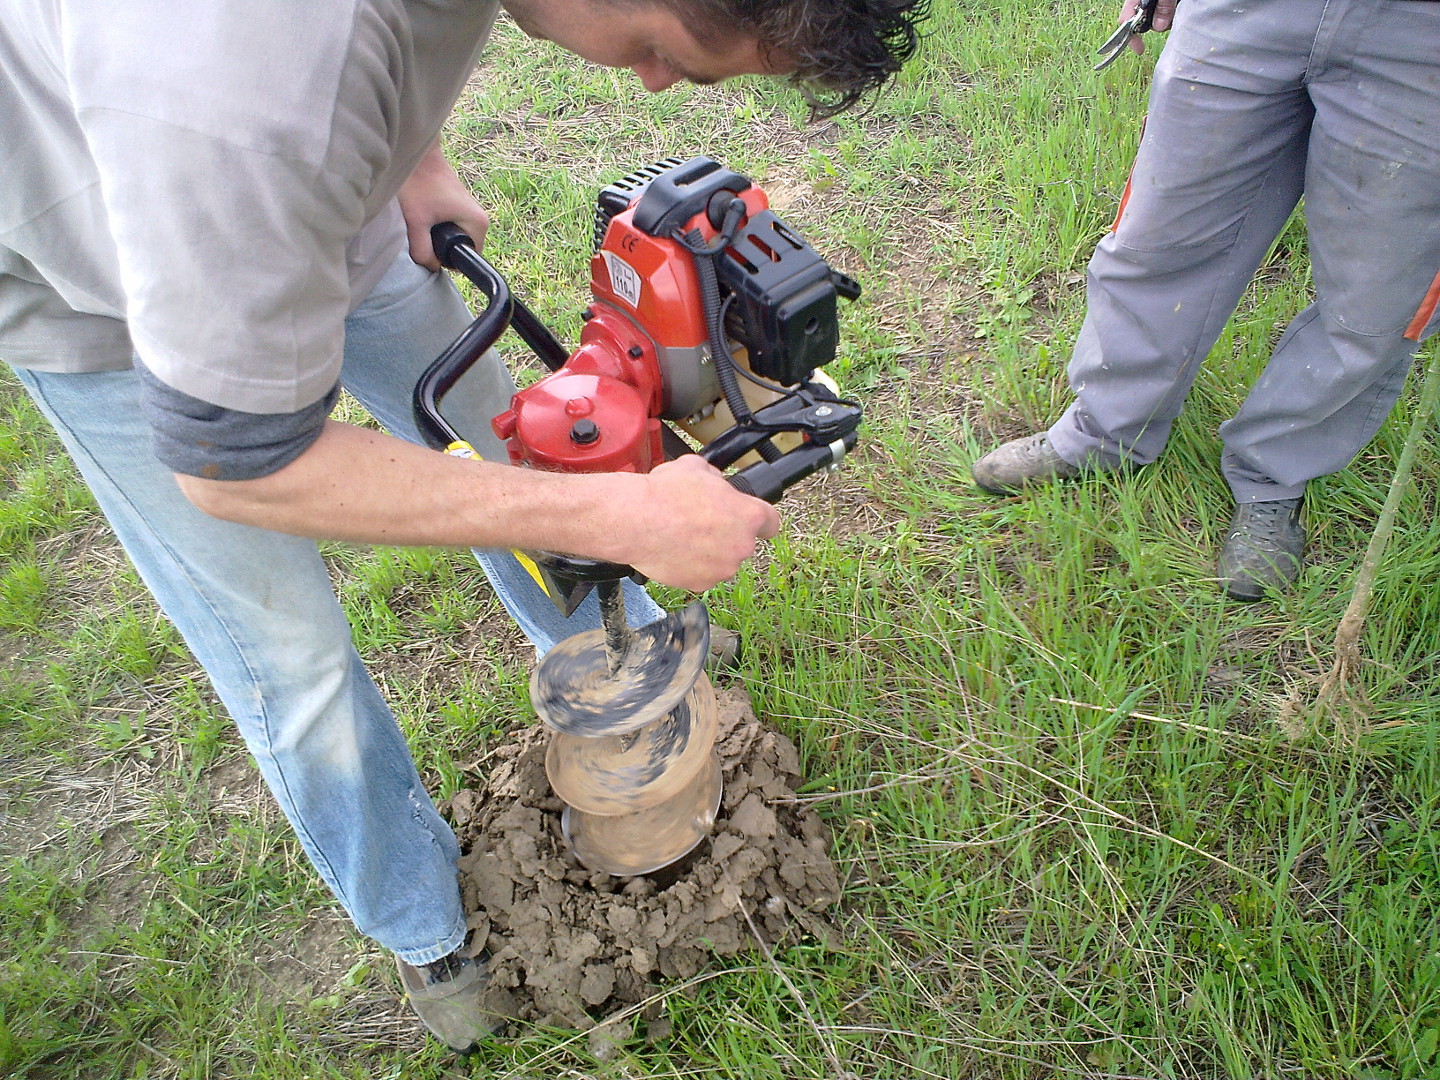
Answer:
[{"left": 632, "top": 59, "right": 681, "bottom": 92}]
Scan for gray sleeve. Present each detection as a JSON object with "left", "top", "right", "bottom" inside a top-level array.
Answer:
[{"left": 134, "top": 357, "right": 339, "bottom": 481}]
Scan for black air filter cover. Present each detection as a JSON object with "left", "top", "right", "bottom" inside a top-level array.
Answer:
[{"left": 719, "top": 210, "right": 840, "bottom": 387}]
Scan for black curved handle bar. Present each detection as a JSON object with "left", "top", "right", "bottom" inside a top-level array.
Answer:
[{"left": 412, "top": 222, "right": 568, "bottom": 451}]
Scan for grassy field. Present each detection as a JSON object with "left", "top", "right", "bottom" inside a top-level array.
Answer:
[{"left": 4, "top": 1, "right": 1440, "bottom": 1077}]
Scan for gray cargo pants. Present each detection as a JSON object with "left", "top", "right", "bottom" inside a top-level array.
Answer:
[{"left": 1047, "top": 0, "right": 1440, "bottom": 503}]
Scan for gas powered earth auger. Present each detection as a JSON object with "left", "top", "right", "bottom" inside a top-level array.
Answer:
[{"left": 413, "top": 157, "right": 862, "bottom": 877}]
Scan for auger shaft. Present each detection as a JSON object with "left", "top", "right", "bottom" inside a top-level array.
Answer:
[{"left": 597, "top": 580, "right": 630, "bottom": 677}]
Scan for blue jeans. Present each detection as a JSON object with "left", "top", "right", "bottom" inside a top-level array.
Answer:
[{"left": 10, "top": 253, "right": 661, "bottom": 964}]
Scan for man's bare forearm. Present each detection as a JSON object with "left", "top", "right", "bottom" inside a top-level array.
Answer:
[{"left": 176, "top": 420, "right": 778, "bottom": 591}]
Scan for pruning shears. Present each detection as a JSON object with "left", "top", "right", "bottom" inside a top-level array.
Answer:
[{"left": 1094, "top": 0, "right": 1159, "bottom": 71}]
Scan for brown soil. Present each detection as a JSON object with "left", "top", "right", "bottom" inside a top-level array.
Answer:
[{"left": 443, "top": 683, "right": 842, "bottom": 1037}]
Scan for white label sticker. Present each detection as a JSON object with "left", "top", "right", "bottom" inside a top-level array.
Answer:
[{"left": 602, "top": 251, "right": 643, "bottom": 309}]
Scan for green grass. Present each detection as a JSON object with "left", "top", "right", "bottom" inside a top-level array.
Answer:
[{"left": 5, "top": 0, "right": 1440, "bottom": 1076}]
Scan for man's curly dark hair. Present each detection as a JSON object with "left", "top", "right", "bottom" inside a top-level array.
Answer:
[{"left": 664, "top": 0, "right": 931, "bottom": 114}]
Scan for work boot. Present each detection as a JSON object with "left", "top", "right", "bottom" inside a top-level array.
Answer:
[
  {"left": 396, "top": 950, "right": 502, "bottom": 1053},
  {"left": 1217, "top": 497, "right": 1304, "bottom": 601},
  {"left": 971, "top": 433, "right": 1084, "bottom": 493}
]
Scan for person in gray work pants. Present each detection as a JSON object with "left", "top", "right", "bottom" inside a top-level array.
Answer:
[{"left": 972, "top": 0, "right": 1440, "bottom": 600}]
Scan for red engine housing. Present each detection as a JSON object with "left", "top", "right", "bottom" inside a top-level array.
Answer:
[{"left": 489, "top": 185, "right": 772, "bottom": 474}]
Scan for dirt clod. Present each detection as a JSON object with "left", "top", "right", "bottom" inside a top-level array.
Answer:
[{"left": 447, "top": 684, "right": 841, "bottom": 1030}]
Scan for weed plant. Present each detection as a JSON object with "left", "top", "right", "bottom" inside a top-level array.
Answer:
[{"left": 4, "top": 1, "right": 1439, "bottom": 1077}]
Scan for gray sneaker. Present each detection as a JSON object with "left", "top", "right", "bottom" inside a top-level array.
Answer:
[
  {"left": 397, "top": 951, "right": 503, "bottom": 1053},
  {"left": 971, "top": 433, "right": 1084, "bottom": 493},
  {"left": 1217, "top": 498, "right": 1304, "bottom": 601}
]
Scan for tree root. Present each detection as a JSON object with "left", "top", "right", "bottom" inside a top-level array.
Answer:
[{"left": 1300, "top": 341, "right": 1440, "bottom": 739}]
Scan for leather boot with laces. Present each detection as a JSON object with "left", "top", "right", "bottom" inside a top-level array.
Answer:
[
  {"left": 396, "top": 949, "right": 505, "bottom": 1053},
  {"left": 1217, "top": 497, "right": 1304, "bottom": 601}
]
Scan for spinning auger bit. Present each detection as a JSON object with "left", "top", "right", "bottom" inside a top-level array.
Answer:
[{"left": 537, "top": 593, "right": 721, "bottom": 875}]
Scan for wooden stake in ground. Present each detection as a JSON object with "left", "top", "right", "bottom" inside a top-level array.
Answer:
[{"left": 1313, "top": 341, "right": 1440, "bottom": 725}]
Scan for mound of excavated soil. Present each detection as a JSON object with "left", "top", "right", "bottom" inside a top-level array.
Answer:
[{"left": 444, "top": 684, "right": 842, "bottom": 1036}]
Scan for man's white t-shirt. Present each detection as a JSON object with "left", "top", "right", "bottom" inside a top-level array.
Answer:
[{"left": 0, "top": 0, "right": 498, "bottom": 415}]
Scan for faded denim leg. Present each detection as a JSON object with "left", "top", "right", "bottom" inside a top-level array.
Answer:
[
  {"left": 11, "top": 363, "right": 466, "bottom": 965},
  {"left": 338, "top": 251, "right": 664, "bottom": 653}
]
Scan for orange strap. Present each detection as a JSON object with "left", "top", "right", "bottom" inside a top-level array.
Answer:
[
  {"left": 1404, "top": 265, "right": 1440, "bottom": 342},
  {"left": 1110, "top": 172, "right": 1135, "bottom": 233}
]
